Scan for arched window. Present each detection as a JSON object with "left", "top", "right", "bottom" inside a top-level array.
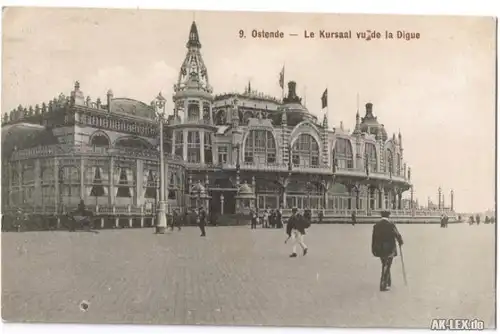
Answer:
[
  {"left": 59, "top": 166, "right": 81, "bottom": 203},
  {"left": 187, "top": 131, "right": 200, "bottom": 163},
  {"left": 386, "top": 149, "right": 393, "bottom": 174},
  {"left": 87, "top": 166, "right": 107, "bottom": 198},
  {"left": 115, "top": 167, "right": 134, "bottom": 198},
  {"left": 90, "top": 133, "right": 110, "bottom": 147},
  {"left": 204, "top": 132, "right": 213, "bottom": 164},
  {"left": 202, "top": 102, "right": 211, "bottom": 123},
  {"left": 365, "top": 143, "right": 377, "bottom": 173},
  {"left": 334, "top": 138, "right": 353, "bottom": 169},
  {"left": 174, "top": 131, "right": 183, "bottom": 158},
  {"left": 144, "top": 169, "right": 158, "bottom": 199},
  {"left": 244, "top": 130, "right": 276, "bottom": 164},
  {"left": 187, "top": 101, "right": 199, "bottom": 121},
  {"left": 292, "top": 134, "right": 320, "bottom": 167}
]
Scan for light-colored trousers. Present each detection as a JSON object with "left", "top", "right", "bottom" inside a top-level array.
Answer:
[{"left": 292, "top": 230, "right": 307, "bottom": 253}]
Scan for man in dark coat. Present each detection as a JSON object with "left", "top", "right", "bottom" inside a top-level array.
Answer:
[
  {"left": 351, "top": 211, "right": 357, "bottom": 226},
  {"left": 276, "top": 208, "right": 283, "bottom": 228},
  {"left": 371, "top": 210, "right": 404, "bottom": 291},
  {"left": 286, "top": 208, "right": 308, "bottom": 257},
  {"left": 198, "top": 207, "right": 206, "bottom": 237},
  {"left": 250, "top": 209, "right": 258, "bottom": 229},
  {"left": 172, "top": 208, "right": 181, "bottom": 231}
]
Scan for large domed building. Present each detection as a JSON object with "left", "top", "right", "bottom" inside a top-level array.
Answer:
[{"left": 1, "top": 21, "right": 456, "bottom": 228}]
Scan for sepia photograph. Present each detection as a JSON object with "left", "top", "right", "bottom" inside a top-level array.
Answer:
[{"left": 1, "top": 6, "right": 496, "bottom": 330}]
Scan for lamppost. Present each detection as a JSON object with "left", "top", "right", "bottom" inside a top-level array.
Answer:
[
  {"left": 450, "top": 189, "right": 454, "bottom": 211},
  {"left": 306, "top": 181, "right": 312, "bottom": 208},
  {"left": 154, "top": 93, "right": 167, "bottom": 234},
  {"left": 438, "top": 186, "right": 442, "bottom": 210}
]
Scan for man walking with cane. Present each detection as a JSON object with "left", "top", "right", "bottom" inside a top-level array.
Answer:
[{"left": 371, "top": 210, "right": 404, "bottom": 291}]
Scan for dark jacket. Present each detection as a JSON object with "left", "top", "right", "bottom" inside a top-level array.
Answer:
[
  {"left": 304, "top": 210, "right": 311, "bottom": 222},
  {"left": 371, "top": 218, "right": 403, "bottom": 258},
  {"left": 286, "top": 214, "right": 306, "bottom": 236},
  {"left": 198, "top": 209, "right": 206, "bottom": 225}
]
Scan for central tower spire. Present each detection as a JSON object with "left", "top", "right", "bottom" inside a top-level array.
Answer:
[
  {"left": 174, "top": 21, "right": 212, "bottom": 97},
  {"left": 187, "top": 21, "right": 202, "bottom": 49}
]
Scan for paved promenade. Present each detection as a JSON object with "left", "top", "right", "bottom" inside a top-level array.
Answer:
[{"left": 2, "top": 223, "right": 495, "bottom": 328}]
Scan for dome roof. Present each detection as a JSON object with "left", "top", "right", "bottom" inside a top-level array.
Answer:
[
  {"left": 190, "top": 181, "right": 206, "bottom": 194},
  {"left": 1, "top": 123, "right": 58, "bottom": 159},
  {"left": 109, "top": 98, "right": 156, "bottom": 119},
  {"left": 238, "top": 182, "right": 254, "bottom": 195},
  {"left": 281, "top": 81, "right": 317, "bottom": 126},
  {"left": 360, "top": 103, "right": 388, "bottom": 141}
]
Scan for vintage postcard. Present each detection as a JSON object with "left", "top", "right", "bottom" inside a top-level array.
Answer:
[{"left": 1, "top": 7, "right": 496, "bottom": 329}]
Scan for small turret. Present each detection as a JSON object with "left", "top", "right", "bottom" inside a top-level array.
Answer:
[
  {"left": 231, "top": 98, "right": 240, "bottom": 127},
  {"left": 107, "top": 89, "right": 114, "bottom": 111},
  {"left": 353, "top": 111, "right": 361, "bottom": 135},
  {"left": 70, "top": 81, "right": 85, "bottom": 106}
]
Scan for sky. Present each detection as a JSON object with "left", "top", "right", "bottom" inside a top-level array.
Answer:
[{"left": 2, "top": 7, "right": 496, "bottom": 213}]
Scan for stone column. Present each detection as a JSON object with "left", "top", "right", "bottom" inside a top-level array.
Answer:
[
  {"left": 380, "top": 187, "right": 386, "bottom": 210},
  {"left": 54, "top": 158, "right": 60, "bottom": 214},
  {"left": 171, "top": 131, "right": 176, "bottom": 155},
  {"left": 183, "top": 130, "right": 188, "bottom": 161},
  {"left": 366, "top": 186, "right": 370, "bottom": 213},
  {"left": 34, "top": 159, "right": 42, "bottom": 207},
  {"left": 220, "top": 193, "right": 224, "bottom": 215},
  {"left": 282, "top": 187, "right": 287, "bottom": 208},
  {"left": 410, "top": 186, "right": 414, "bottom": 209},
  {"left": 164, "top": 159, "right": 169, "bottom": 212},
  {"left": 17, "top": 161, "right": 23, "bottom": 205},
  {"left": 136, "top": 160, "right": 142, "bottom": 206},
  {"left": 80, "top": 158, "right": 85, "bottom": 202},
  {"left": 450, "top": 190, "right": 454, "bottom": 211},
  {"left": 200, "top": 130, "right": 205, "bottom": 164},
  {"left": 109, "top": 157, "right": 115, "bottom": 206}
]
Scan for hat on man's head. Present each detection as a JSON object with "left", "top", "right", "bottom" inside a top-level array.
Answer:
[
  {"left": 381, "top": 210, "right": 391, "bottom": 218},
  {"left": 292, "top": 207, "right": 298, "bottom": 213}
]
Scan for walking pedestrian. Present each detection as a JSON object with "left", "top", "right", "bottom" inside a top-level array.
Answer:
[
  {"left": 198, "top": 207, "right": 206, "bottom": 237},
  {"left": 250, "top": 209, "right": 258, "bottom": 229},
  {"left": 172, "top": 208, "right": 181, "bottom": 231},
  {"left": 286, "top": 207, "right": 309, "bottom": 257},
  {"left": 276, "top": 207, "right": 283, "bottom": 228},
  {"left": 371, "top": 210, "right": 404, "bottom": 291}
]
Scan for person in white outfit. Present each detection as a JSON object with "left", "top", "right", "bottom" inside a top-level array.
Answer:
[{"left": 285, "top": 207, "right": 309, "bottom": 257}]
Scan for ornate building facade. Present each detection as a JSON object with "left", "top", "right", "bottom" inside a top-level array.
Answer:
[{"left": 1, "top": 21, "right": 455, "bottom": 226}]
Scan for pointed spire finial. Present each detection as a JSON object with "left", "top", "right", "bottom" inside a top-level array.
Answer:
[{"left": 187, "top": 21, "right": 201, "bottom": 48}]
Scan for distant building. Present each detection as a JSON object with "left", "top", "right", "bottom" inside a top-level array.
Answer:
[{"left": 2, "top": 21, "right": 452, "bottom": 227}]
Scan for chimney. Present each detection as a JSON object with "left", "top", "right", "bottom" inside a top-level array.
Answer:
[
  {"left": 287, "top": 81, "right": 297, "bottom": 99},
  {"left": 365, "top": 103, "right": 373, "bottom": 117}
]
